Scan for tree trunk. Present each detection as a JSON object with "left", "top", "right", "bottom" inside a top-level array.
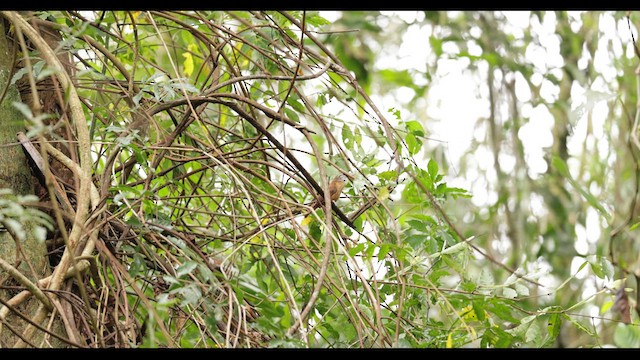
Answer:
[{"left": 0, "top": 18, "right": 59, "bottom": 348}]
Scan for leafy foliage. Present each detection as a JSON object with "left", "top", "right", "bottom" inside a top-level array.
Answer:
[{"left": 1, "top": 10, "right": 639, "bottom": 349}]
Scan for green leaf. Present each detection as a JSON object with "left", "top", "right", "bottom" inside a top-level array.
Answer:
[
  {"left": 502, "top": 287, "right": 518, "bottom": 299},
  {"left": 429, "top": 36, "right": 443, "bottom": 57},
  {"left": 406, "top": 133, "right": 421, "bottom": 155},
  {"left": 406, "top": 219, "right": 428, "bottom": 232},
  {"left": 461, "top": 281, "right": 477, "bottom": 292},
  {"left": 353, "top": 126, "right": 362, "bottom": 147},
  {"left": 306, "top": 12, "right": 330, "bottom": 27},
  {"left": 472, "top": 300, "right": 485, "bottom": 321},
  {"left": 378, "top": 244, "right": 391, "bottom": 259},
  {"left": 286, "top": 97, "right": 306, "bottom": 114},
  {"left": 10, "top": 67, "right": 28, "bottom": 85},
  {"left": 309, "top": 221, "right": 322, "bottom": 241},
  {"left": 441, "top": 254, "right": 464, "bottom": 273},
  {"left": 587, "top": 255, "right": 614, "bottom": 279},
  {"left": 428, "top": 269, "right": 450, "bottom": 284},
  {"left": 280, "top": 307, "right": 291, "bottom": 327},
  {"left": 427, "top": 159, "right": 439, "bottom": 181},
  {"left": 388, "top": 107, "right": 402, "bottom": 120},
  {"left": 514, "top": 282, "right": 530, "bottom": 297},
  {"left": 525, "top": 321, "right": 542, "bottom": 344},
  {"left": 348, "top": 243, "right": 365, "bottom": 257},
  {"left": 284, "top": 107, "right": 300, "bottom": 123},
  {"left": 482, "top": 52, "right": 500, "bottom": 66},
  {"left": 415, "top": 169, "right": 433, "bottom": 193},
  {"left": 402, "top": 181, "right": 422, "bottom": 204},
  {"left": 547, "top": 313, "right": 561, "bottom": 339},
  {"left": 353, "top": 215, "right": 364, "bottom": 232},
  {"left": 405, "top": 234, "right": 426, "bottom": 249},
  {"left": 316, "top": 94, "right": 327, "bottom": 107},
  {"left": 176, "top": 261, "right": 198, "bottom": 277},
  {"left": 129, "top": 253, "right": 146, "bottom": 277},
  {"left": 403, "top": 120, "right": 425, "bottom": 136},
  {"left": 178, "top": 283, "right": 203, "bottom": 307},
  {"left": 408, "top": 214, "right": 438, "bottom": 225},
  {"left": 12, "top": 102, "right": 34, "bottom": 120},
  {"left": 379, "top": 69, "right": 416, "bottom": 89},
  {"left": 481, "top": 326, "right": 514, "bottom": 348},
  {"left": 487, "top": 301, "right": 519, "bottom": 323},
  {"left": 600, "top": 300, "right": 614, "bottom": 314},
  {"left": 614, "top": 323, "right": 640, "bottom": 347},
  {"left": 440, "top": 186, "right": 471, "bottom": 199},
  {"left": 342, "top": 124, "right": 354, "bottom": 149},
  {"left": 364, "top": 243, "right": 376, "bottom": 259},
  {"left": 378, "top": 170, "right": 398, "bottom": 181}
]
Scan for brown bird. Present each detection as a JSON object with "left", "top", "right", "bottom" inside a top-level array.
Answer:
[{"left": 311, "top": 174, "right": 348, "bottom": 209}]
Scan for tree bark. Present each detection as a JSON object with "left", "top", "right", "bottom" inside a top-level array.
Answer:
[{"left": 0, "top": 18, "right": 59, "bottom": 348}]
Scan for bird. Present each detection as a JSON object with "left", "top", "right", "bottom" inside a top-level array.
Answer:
[{"left": 311, "top": 174, "right": 349, "bottom": 209}]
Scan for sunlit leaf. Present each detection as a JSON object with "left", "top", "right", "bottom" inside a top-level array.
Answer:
[
  {"left": 378, "top": 170, "right": 398, "bottom": 181},
  {"left": 427, "top": 159, "right": 438, "bottom": 181},
  {"left": 182, "top": 51, "right": 194, "bottom": 77},
  {"left": 378, "top": 186, "right": 390, "bottom": 201},
  {"left": 348, "top": 243, "right": 365, "bottom": 257},
  {"left": 600, "top": 300, "right": 614, "bottom": 315},
  {"left": 404, "top": 120, "right": 425, "bottom": 136},
  {"left": 377, "top": 244, "right": 391, "bottom": 259},
  {"left": 300, "top": 216, "right": 312, "bottom": 227},
  {"left": 406, "top": 133, "right": 421, "bottom": 155}
]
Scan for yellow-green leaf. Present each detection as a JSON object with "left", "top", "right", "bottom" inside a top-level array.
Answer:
[
  {"left": 600, "top": 300, "right": 613, "bottom": 315},
  {"left": 379, "top": 186, "right": 390, "bottom": 201},
  {"left": 182, "top": 52, "right": 194, "bottom": 77},
  {"left": 301, "top": 216, "right": 312, "bottom": 227}
]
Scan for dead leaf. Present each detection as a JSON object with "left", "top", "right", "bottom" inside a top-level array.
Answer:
[{"left": 613, "top": 287, "right": 631, "bottom": 324}]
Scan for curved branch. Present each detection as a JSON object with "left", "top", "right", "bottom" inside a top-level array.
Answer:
[
  {"left": 149, "top": 93, "right": 314, "bottom": 134},
  {"left": 0, "top": 257, "right": 52, "bottom": 311}
]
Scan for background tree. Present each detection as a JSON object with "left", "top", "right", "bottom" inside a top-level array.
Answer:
[{"left": 325, "top": 10, "right": 640, "bottom": 347}]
